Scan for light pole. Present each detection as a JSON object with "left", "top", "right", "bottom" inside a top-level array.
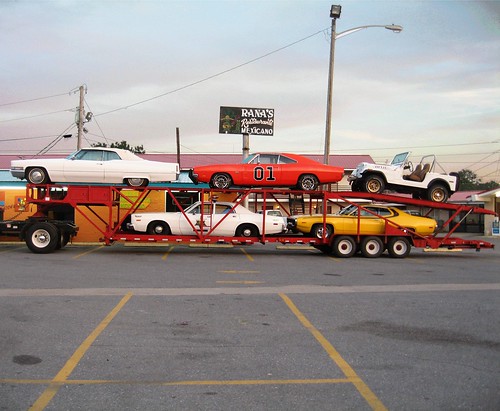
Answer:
[{"left": 323, "top": 5, "right": 403, "bottom": 164}]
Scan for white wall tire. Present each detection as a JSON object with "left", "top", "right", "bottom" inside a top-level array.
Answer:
[
  {"left": 387, "top": 237, "right": 411, "bottom": 258},
  {"left": 360, "top": 236, "right": 384, "bottom": 258},
  {"left": 332, "top": 236, "right": 356, "bottom": 258}
]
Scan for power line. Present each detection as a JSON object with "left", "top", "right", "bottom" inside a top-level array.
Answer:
[
  {"left": 35, "top": 123, "right": 76, "bottom": 156},
  {"left": 95, "top": 27, "right": 329, "bottom": 117},
  {"left": 0, "top": 135, "right": 60, "bottom": 142},
  {"left": 0, "top": 108, "right": 74, "bottom": 123},
  {"left": 0, "top": 91, "right": 71, "bottom": 107}
]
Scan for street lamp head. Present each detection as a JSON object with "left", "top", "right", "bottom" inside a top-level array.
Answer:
[
  {"left": 330, "top": 5, "right": 342, "bottom": 19},
  {"left": 385, "top": 24, "right": 403, "bottom": 33}
]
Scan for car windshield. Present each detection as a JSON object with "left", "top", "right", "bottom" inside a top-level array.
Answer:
[{"left": 391, "top": 152, "right": 410, "bottom": 166}]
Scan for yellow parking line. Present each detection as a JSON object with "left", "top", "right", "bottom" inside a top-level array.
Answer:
[
  {"left": 1, "top": 377, "right": 350, "bottom": 386},
  {"left": 219, "top": 270, "right": 260, "bottom": 274},
  {"left": 162, "top": 246, "right": 175, "bottom": 260},
  {"left": 239, "top": 248, "right": 254, "bottom": 261},
  {"left": 29, "top": 292, "right": 133, "bottom": 411},
  {"left": 279, "top": 293, "right": 388, "bottom": 411},
  {"left": 72, "top": 245, "right": 105, "bottom": 260}
]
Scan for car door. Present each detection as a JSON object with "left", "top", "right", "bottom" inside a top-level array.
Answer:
[
  {"left": 242, "top": 154, "right": 281, "bottom": 186},
  {"left": 177, "top": 203, "right": 206, "bottom": 235},
  {"left": 63, "top": 149, "right": 106, "bottom": 182},
  {"left": 100, "top": 150, "right": 126, "bottom": 183},
  {"left": 341, "top": 206, "right": 386, "bottom": 235}
]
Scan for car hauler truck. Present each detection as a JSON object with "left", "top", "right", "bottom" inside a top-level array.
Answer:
[{"left": 1, "top": 184, "right": 496, "bottom": 256}]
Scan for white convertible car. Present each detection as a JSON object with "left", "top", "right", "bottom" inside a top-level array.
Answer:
[
  {"left": 127, "top": 201, "right": 286, "bottom": 237},
  {"left": 10, "top": 147, "right": 179, "bottom": 187},
  {"left": 348, "top": 152, "right": 460, "bottom": 202}
]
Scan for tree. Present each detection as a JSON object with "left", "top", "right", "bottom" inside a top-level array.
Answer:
[
  {"left": 92, "top": 141, "right": 145, "bottom": 154},
  {"left": 457, "top": 169, "right": 499, "bottom": 191}
]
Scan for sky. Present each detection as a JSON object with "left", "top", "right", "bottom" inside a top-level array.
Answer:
[{"left": 0, "top": 0, "right": 499, "bottom": 182}]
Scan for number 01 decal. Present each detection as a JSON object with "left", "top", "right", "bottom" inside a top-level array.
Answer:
[{"left": 254, "top": 166, "right": 276, "bottom": 181}]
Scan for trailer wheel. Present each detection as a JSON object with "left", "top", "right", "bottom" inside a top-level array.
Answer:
[
  {"left": 27, "top": 167, "right": 50, "bottom": 184},
  {"left": 332, "top": 236, "right": 356, "bottom": 258},
  {"left": 360, "top": 236, "right": 384, "bottom": 258},
  {"left": 25, "top": 222, "right": 59, "bottom": 254},
  {"left": 210, "top": 173, "right": 233, "bottom": 189},
  {"left": 311, "top": 224, "right": 333, "bottom": 239},
  {"left": 387, "top": 237, "right": 411, "bottom": 258},
  {"left": 236, "top": 224, "right": 259, "bottom": 237},
  {"left": 147, "top": 221, "right": 171, "bottom": 235},
  {"left": 364, "top": 175, "right": 385, "bottom": 194},
  {"left": 56, "top": 232, "right": 71, "bottom": 249}
]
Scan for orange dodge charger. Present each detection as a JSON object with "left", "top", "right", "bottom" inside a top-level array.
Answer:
[{"left": 189, "top": 153, "right": 344, "bottom": 191}]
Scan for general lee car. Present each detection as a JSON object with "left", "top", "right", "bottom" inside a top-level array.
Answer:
[
  {"left": 10, "top": 147, "right": 179, "bottom": 187},
  {"left": 127, "top": 200, "right": 286, "bottom": 237},
  {"left": 189, "top": 153, "right": 344, "bottom": 190},
  {"left": 348, "top": 151, "right": 460, "bottom": 202},
  {"left": 292, "top": 204, "right": 437, "bottom": 238}
]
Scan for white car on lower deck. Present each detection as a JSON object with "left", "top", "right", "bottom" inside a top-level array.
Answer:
[
  {"left": 348, "top": 152, "right": 460, "bottom": 202},
  {"left": 127, "top": 201, "right": 286, "bottom": 237}
]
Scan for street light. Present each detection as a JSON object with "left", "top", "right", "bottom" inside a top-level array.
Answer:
[{"left": 323, "top": 5, "right": 403, "bottom": 164}]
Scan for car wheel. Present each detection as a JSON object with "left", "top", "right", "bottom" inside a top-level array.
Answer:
[
  {"left": 147, "top": 221, "right": 171, "bottom": 235},
  {"left": 332, "top": 236, "right": 356, "bottom": 258},
  {"left": 210, "top": 173, "right": 233, "bottom": 189},
  {"left": 236, "top": 224, "right": 259, "bottom": 237},
  {"left": 25, "top": 222, "right": 59, "bottom": 254},
  {"left": 364, "top": 175, "right": 385, "bottom": 194},
  {"left": 311, "top": 224, "right": 333, "bottom": 239},
  {"left": 297, "top": 174, "right": 319, "bottom": 191},
  {"left": 387, "top": 237, "right": 411, "bottom": 258},
  {"left": 351, "top": 180, "right": 362, "bottom": 192},
  {"left": 125, "top": 178, "right": 148, "bottom": 187},
  {"left": 360, "top": 236, "right": 384, "bottom": 258},
  {"left": 427, "top": 184, "right": 449, "bottom": 202},
  {"left": 27, "top": 167, "right": 49, "bottom": 184}
]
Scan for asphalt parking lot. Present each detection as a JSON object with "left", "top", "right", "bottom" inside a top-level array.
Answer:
[{"left": 1, "top": 238, "right": 499, "bottom": 410}]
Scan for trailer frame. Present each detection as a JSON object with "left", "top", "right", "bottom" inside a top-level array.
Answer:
[{"left": 5, "top": 184, "right": 496, "bottom": 255}]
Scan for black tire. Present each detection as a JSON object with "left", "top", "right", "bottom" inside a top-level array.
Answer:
[
  {"left": 125, "top": 178, "right": 148, "bottom": 187},
  {"left": 351, "top": 180, "right": 362, "bottom": 192},
  {"left": 235, "top": 224, "right": 259, "bottom": 237},
  {"left": 311, "top": 224, "right": 333, "bottom": 239},
  {"left": 360, "top": 236, "right": 384, "bottom": 258},
  {"left": 147, "top": 221, "right": 171, "bottom": 235},
  {"left": 332, "top": 236, "right": 356, "bottom": 258},
  {"left": 297, "top": 174, "right": 319, "bottom": 191},
  {"left": 27, "top": 167, "right": 49, "bottom": 185},
  {"left": 25, "top": 222, "right": 59, "bottom": 254},
  {"left": 387, "top": 237, "right": 411, "bottom": 258},
  {"left": 363, "top": 175, "right": 385, "bottom": 194},
  {"left": 56, "top": 232, "right": 71, "bottom": 249},
  {"left": 427, "top": 183, "right": 449, "bottom": 203},
  {"left": 210, "top": 173, "right": 233, "bottom": 189}
]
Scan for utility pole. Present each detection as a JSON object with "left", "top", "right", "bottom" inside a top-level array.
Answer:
[
  {"left": 176, "top": 127, "right": 181, "bottom": 168},
  {"left": 76, "top": 85, "right": 85, "bottom": 150}
]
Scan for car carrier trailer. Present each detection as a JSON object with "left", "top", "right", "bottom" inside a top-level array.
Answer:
[{"left": 3, "top": 183, "right": 496, "bottom": 256}]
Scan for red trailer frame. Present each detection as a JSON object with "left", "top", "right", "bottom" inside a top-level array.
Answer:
[{"left": 21, "top": 184, "right": 496, "bottom": 256}]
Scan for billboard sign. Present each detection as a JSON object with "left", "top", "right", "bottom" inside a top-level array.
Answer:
[{"left": 219, "top": 106, "right": 274, "bottom": 136}]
